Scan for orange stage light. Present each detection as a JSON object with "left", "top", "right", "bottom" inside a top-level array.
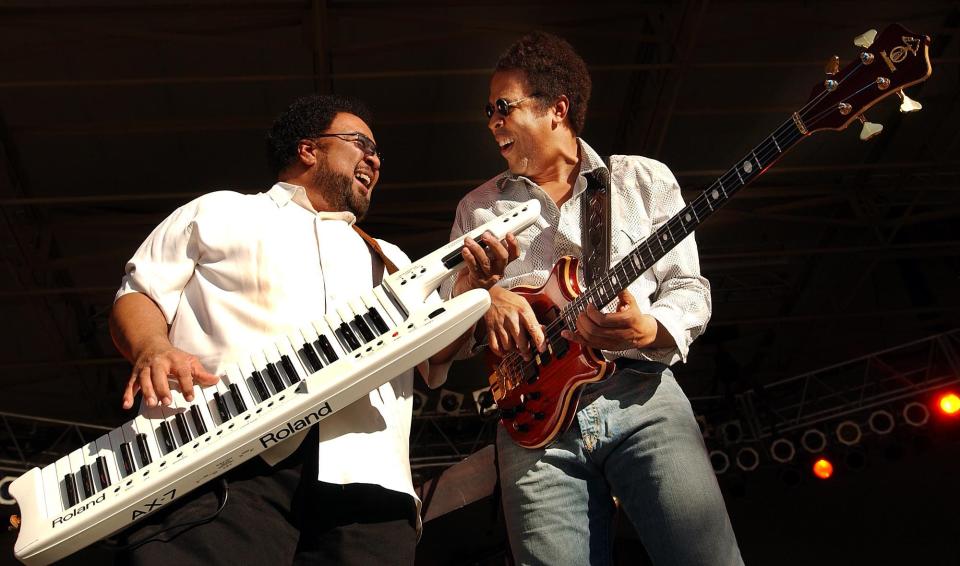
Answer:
[
  {"left": 938, "top": 392, "right": 960, "bottom": 416},
  {"left": 812, "top": 458, "right": 834, "bottom": 479}
]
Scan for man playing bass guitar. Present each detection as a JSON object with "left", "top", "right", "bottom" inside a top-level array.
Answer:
[{"left": 443, "top": 32, "right": 744, "bottom": 565}]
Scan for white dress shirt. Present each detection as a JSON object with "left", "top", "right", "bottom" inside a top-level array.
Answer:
[
  {"left": 442, "top": 139, "right": 712, "bottom": 366},
  {"left": 116, "top": 182, "right": 434, "bottom": 505}
]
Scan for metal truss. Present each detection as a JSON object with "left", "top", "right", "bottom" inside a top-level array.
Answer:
[
  {"left": 693, "top": 329, "right": 960, "bottom": 444},
  {"left": 0, "top": 411, "right": 111, "bottom": 475}
]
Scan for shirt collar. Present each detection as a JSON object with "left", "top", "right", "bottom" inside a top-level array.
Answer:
[
  {"left": 496, "top": 138, "right": 608, "bottom": 194},
  {"left": 268, "top": 182, "right": 357, "bottom": 225}
]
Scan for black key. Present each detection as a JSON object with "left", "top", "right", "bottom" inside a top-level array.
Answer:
[
  {"left": 315, "top": 335, "right": 339, "bottom": 362},
  {"left": 190, "top": 405, "right": 208, "bottom": 435},
  {"left": 298, "top": 344, "right": 323, "bottom": 373},
  {"left": 280, "top": 355, "right": 301, "bottom": 384},
  {"left": 64, "top": 474, "right": 79, "bottom": 507},
  {"left": 213, "top": 392, "right": 231, "bottom": 422},
  {"left": 96, "top": 456, "right": 111, "bottom": 488},
  {"left": 175, "top": 413, "right": 192, "bottom": 442},
  {"left": 368, "top": 308, "right": 390, "bottom": 334},
  {"left": 250, "top": 370, "right": 270, "bottom": 402},
  {"left": 339, "top": 323, "right": 361, "bottom": 350},
  {"left": 229, "top": 383, "right": 247, "bottom": 413},
  {"left": 80, "top": 465, "right": 95, "bottom": 498},
  {"left": 159, "top": 421, "right": 177, "bottom": 453},
  {"left": 265, "top": 363, "right": 285, "bottom": 391},
  {"left": 353, "top": 315, "right": 375, "bottom": 342},
  {"left": 136, "top": 434, "right": 153, "bottom": 466},
  {"left": 120, "top": 443, "right": 136, "bottom": 475}
]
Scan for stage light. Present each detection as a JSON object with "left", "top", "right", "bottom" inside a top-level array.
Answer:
[
  {"left": 812, "top": 457, "right": 834, "bottom": 479},
  {"left": 769, "top": 438, "right": 796, "bottom": 464},
  {"left": 868, "top": 410, "right": 895, "bottom": 435},
  {"left": 709, "top": 450, "right": 730, "bottom": 475},
  {"left": 437, "top": 389, "right": 464, "bottom": 415},
  {"left": 902, "top": 401, "right": 930, "bottom": 427},
  {"left": 411, "top": 390, "right": 427, "bottom": 416},
  {"left": 937, "top": 392, "right": 960, "bottom": 416},
  {"left": 0, "top": 476, "right": 15, "bottom": 506},
  {"left": 800, "top": 429, "right": 827, "bottom": 453},
  {"left": 735, "top": 447, "right": 760, "bottom": 471},
  {"left": 720, "top": 420, "right": 742, "bottom": 444},
  {"left": 835, "top": 420, "right": 862, "bottom": 446}
]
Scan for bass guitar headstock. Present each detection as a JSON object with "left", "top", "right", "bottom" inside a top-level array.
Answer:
[{"left": 798, "top": 23, "right": 932, "bottom": 140}]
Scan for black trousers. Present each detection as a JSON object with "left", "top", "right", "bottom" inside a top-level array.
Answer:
[{"left": 112, "top": 427, "right": 417, "bottom": 565}]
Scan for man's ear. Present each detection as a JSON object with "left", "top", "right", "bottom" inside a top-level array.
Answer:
[
  {"left": 297, "top": 140, "right": 318, "bottom": 167},
  {"left": 551, "top": 95, "right": 570, "bottom": 127}
]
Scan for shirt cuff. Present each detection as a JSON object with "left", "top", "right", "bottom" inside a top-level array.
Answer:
[{"left": 645, "top": 303, "right": 689, "bottom": 363}]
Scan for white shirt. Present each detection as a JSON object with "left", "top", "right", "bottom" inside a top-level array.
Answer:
[
  {"left": 442, "top": 139, "right": 711, "bottom": 366},
  {"left": 116, "top": 182, "right": 428, "bottom": 504}
]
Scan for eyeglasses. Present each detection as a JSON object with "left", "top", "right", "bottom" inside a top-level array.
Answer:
[
  {"left": 312, "top": 132, "right": 382, "bottom": 162},
  {"left": 484, "top": 94, "right": 541, "bottom": 119}
]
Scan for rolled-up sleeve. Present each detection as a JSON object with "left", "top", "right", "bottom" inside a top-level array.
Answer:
[{"left": 115, "top": 201, "right": 201, "bottom": 324}]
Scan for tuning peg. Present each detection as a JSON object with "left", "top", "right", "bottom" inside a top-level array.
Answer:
[
  {"left": 825, "top": 55, "right": 840, "bottom": 75},
  {"left": 854, "top": 29, "right": 877, "bottom": 48},
  {"left": 858, "top": 115, "right": 883, "bottom": 141},
  {"left": 897, "top": 90, "right": 922, "bottom": 113}
]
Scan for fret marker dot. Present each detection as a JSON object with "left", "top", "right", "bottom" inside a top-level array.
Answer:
[
  {"left": 662, "top": 234, "right": 668, "bottom": 241},
  {"left": 711, "top": 189, "right": 719, "bottom": 200},
  {"left": 684, "top": 213, "right": 692, "bottom": 222},
  {"left": 743, "top": 161, "right": 753, "bottom": 174}
]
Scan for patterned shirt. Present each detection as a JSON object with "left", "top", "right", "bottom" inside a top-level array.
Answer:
[{"left": 443, "top": 139, "right": 711, "bottom": 366}]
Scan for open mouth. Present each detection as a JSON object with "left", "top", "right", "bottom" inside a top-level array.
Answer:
[
  {"left": 354, "top": 171, "right": 372, "bottom": 190},
  {"left": 497, "top": 137, "right": 515, "bottom": 155}
]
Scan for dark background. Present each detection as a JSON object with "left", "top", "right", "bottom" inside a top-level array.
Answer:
[{"left": 1, "top": 1, "right": 959, "bottom": 564}]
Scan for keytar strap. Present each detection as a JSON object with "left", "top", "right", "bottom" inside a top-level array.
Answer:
[{"left": 352, "top": 225, "right": 399, "bottom": 277}]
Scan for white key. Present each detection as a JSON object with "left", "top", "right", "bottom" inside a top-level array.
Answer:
[
  {"left": 275, "top": 338, "right": 309, "bottom": 382},
  {"left": 373, "top": 286, "right": 405, "bottom": 326},
  {"left": 53, "top": 456, "right": 73, "bottom": 509},
  {"left": 40, "top": 462, "right": 62, "bottom": 518}
]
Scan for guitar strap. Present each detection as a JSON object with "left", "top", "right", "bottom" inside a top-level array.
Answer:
[
  {"left": 352, "top": 225, "right": 399, "bottom": 283},
  {"left": 581, "top": 156, "right": 612, "bottom": 286}
]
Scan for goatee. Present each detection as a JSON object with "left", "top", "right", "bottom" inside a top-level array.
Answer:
[{"left": 312, "top": 163, "right": 370, "bottom": 221}]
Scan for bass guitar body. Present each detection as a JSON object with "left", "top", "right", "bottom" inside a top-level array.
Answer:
[{"left": 487, "top": 256, "right": 616, "bottom": 449}]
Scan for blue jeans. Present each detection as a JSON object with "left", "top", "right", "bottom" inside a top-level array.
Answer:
[{"left": 497, "top": 361, "right": 743, "bottom": 566}]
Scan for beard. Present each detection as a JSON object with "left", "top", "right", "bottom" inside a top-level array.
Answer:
[{"left": 312, "top": 161, "right": 370, "bottom": 221}]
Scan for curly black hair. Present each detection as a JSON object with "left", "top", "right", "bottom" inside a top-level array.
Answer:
[
  {"left": 495, "top": 31, "right": 592, "bottom": 135},
  {"left": 265, "top": 94, "right": 373, "bottom": 177}
]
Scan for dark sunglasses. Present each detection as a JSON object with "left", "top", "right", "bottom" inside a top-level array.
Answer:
[
  {"left": 313, "top": 132, "right": 382, "bottom": 162},
  {"left": 484, "top": 94, "right": 541, "bottom": 119}
]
